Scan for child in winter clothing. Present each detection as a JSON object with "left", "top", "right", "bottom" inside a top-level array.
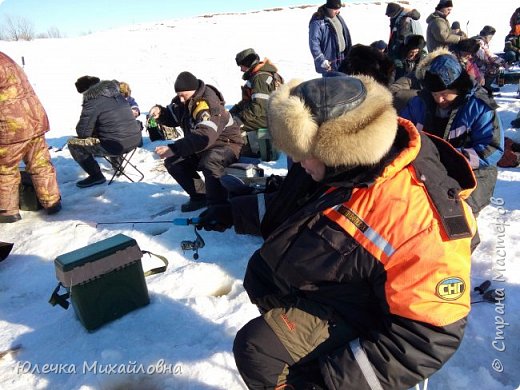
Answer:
[{"left": 119, "top": 81, "right": 140, "bottom": 118}]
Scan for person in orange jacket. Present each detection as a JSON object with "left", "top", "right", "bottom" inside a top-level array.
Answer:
[{"left": 198, "top": 74, "right": 477, "bottom": 389}]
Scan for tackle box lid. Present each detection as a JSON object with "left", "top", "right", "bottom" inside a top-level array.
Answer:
[{"left": 55, "top": 234, "right": 139, "bottom": 272}]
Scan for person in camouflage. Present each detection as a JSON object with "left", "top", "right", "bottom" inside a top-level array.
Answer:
[{"left": 0, "top": 51, "right": 61, "bottom": 223}]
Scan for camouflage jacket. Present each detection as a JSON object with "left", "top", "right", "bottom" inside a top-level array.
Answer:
[{"left": 0, "top": 51, "right": 49, "bottom": 145}]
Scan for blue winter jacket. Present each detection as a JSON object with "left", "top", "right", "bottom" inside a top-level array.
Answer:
[
  {"left": 400, "top": 88, "right": 503, "bottom": 214},
  {"left": 400, "top": 89, "right": 503, "bottom": 169},
  {"left": 309, "top": 7, "right": 352, "bottom": 74}
]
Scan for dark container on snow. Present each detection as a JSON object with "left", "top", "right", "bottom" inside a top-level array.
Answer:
[{"left": 53, "top": 234, "right": 149, "bottom": 331}]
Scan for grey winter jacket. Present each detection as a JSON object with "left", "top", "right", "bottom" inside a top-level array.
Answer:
[{"left": 426, "top": 11, "right": 461, "bottom": 52}]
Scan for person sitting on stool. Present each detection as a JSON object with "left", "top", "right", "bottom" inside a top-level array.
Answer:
[
  {"left": 68, "top": 76, "right": 142, "bottom": 188},
  {"left": 151, "top": 71, "right": 243, "bottom": 212}
]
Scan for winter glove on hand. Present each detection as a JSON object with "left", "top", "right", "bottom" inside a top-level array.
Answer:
[
  {"left": 320, "top": 59, "right": 332, "bottom": 71},
  {"left": 197, "top": 204, "right": 233, "bottom": 232}
]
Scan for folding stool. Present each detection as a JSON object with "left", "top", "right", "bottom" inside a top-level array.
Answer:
[{"left": 103, "top": 147, "right": 144, "bottom": 185}]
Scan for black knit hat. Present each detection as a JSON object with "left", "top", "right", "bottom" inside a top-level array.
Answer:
[
  {"left": 174, "top": 71, "right": 199, "bottom": 92},
  {"left": 479, "top": 25, "right": 496, "bottom": 37},
  {"left": 75, "top": 75, "right": 100, "bottom": 93},
  {"left": 235, "top": 48, "right": 260, "bottom": 68},
  {"left": 451, "top": 21, "right": 460, "bottom": 29},
  {"left": 325, "top": 0, "right": 342, "bottom": 10},
  {"left": 385, "top": 2, "right": 402, "bottom": 17},
  {"left": 436, "top": 0, "right": 453, "bottom": 10}
]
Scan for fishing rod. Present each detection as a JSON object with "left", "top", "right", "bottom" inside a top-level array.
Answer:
[{"left": 76, "top": 218, "right": 204, "bottom": 259}]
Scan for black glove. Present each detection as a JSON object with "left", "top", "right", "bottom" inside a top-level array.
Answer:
[{"left": 197, "top": 203, "right": 233, "bottom": 232}]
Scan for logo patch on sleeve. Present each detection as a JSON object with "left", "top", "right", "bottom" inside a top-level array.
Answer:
[
  {"left": 337, "top": 205, "right": 368, "bottom": 232},
  {"left": 436, "top": 277, "right": 465, "bottom": 300}
]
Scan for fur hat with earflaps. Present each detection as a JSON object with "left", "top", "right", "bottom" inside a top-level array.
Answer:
[
  {"left": 235, "top": 48, "right": 260, "bottom": 68},
  {"left": 267, "top": 75, "right": 398, "bottom": 167},
  {"left": 75, "top": 75, "right": 100, "bottom": 93},
  {"left": 415, "top": 48, "right": 473, "bottom": 94}
]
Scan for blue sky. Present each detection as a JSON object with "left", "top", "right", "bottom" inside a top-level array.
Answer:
[{"left": 0, "top": 0, "right": 329, "bottom": 37}]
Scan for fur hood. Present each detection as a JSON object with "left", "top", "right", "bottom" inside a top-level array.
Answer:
[
  {"left": 267, "top": 75, "right": 397, "bottom": 167},
  {"left": 83, "top": 80, "right": 121, "bottom": 102},
  {"left": 415, "top": 47, "right": 451, "bottom": 81}
]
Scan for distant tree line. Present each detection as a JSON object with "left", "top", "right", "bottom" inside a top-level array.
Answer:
[{"left": 0, "top": 15, "right": 64, "bottom": 41}]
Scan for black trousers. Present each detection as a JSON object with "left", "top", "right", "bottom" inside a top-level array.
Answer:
[
  {"left": 235, "top": 253, "right": 357, "bottom": 389},
  {"left": 165, "top": 146, "right": 237, "bottom": 205}
]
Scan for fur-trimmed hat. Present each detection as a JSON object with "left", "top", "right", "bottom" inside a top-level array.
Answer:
[
  {"left": 402, "top": 34, "right": 426, "bottom": 54},
  {"left": 75, "top": 75, "right": 100, "bottom": 93},
  {"left": 325, "top": 0, "right": 342, "bottom": 10},
  {"left": 479, "top": 25, "right": 496, "bottom": 37},
  {"left": 339, "top": 44, "right": 395, "bottom": 86},
  {"left": 267, "top": 75, "right": 398, "bottom": 167},
  {"left": 386, "top": 2, "right": 402, "bottom": 17},
  {"left": 235, "top": 48, "right": 260, "bottom": 68},
  {"left": 174, "top": 71, "right": 200, "bottom": 92},
  {"left": 453, "top": 38, "right": 480, "bottom": 55},
  {"left": 436, "top": 0, "right": 453, "bottom": 10},
  {"left": 420, "top": 51, "right": 473, "bottom": 93}
]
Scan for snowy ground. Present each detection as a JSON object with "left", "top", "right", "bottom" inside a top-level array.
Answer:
[{"left": 1, "top": 1, "right": 519, "bottom": 389}]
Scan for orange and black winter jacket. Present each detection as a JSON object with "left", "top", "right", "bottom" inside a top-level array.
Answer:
[{"left": 242, "top": 119, "right": 477, "bottom": 389}]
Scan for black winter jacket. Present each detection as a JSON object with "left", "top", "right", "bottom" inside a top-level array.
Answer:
[
  {"left": 157, "top": 81, "right": 243, "bottom": 158},
  {"left": 76, "top": 80, "right": 141, "bottom": 154}
]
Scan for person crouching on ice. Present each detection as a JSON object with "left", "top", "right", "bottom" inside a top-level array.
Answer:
[{"left": 198, "top": 75, "right": 477, "bottom": 389}]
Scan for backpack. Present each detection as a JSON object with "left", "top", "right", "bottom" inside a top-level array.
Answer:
[{"left": 409, "top": 19, "right": 423, "bottom": 37}]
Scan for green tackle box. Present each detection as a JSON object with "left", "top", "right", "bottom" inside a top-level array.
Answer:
[{"left": 52, "top": 234, "right": 149, "bottom": 331}]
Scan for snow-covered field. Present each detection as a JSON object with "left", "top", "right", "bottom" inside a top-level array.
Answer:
[{"left": 1, "top": 1, "right": 519, "bottom": 389}]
